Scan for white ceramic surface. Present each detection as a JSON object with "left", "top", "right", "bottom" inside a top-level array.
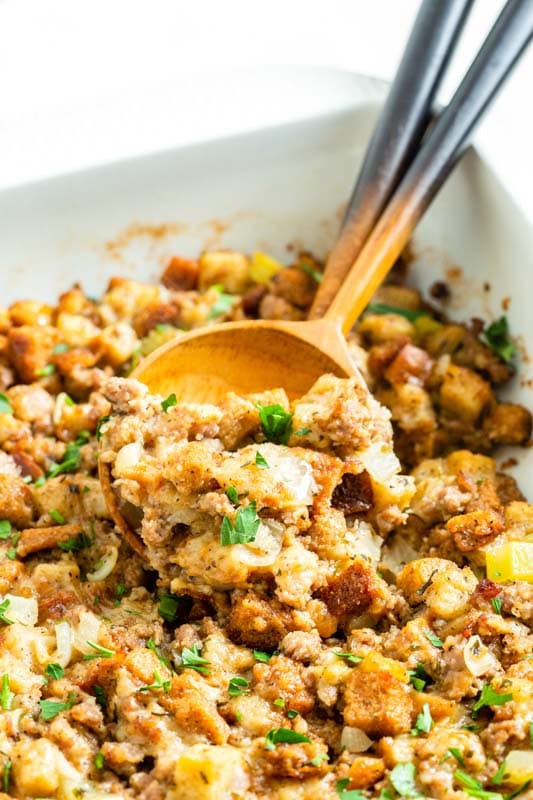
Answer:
[{"left": 0, "top": 69, "right": 531, "bottom": 493}]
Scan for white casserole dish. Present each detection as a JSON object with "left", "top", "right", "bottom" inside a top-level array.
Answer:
[{"left": 0, "top": 67, "right": 531, "bottom": 492}]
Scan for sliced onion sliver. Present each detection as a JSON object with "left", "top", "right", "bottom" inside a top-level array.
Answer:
[
  {"left": 4, "top": 594, "right": 38, "bottom": 626},
  {"left": 72, "top": 611, "right": 102, "bottom": 655},
  {"left": 87, "top": 546, "right": 119, "bottom": 582},
  {"left": 55, "top": 620, "right": 73, "bottom": 667},
  {"left": 340, "top": 725, "right": 373, "bottom": 753}
]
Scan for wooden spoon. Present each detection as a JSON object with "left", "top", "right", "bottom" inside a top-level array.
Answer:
[{"left": 99, "top": 0, "right": 533, "bottom": 556}]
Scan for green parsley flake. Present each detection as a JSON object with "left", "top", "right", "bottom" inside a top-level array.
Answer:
[
  {"left": 208, "top": 288, "right": 235, "bottom": 319},
  {"left": 49, "top": 509, "right": 67, "bottom": 525},
  {"left": 0, "top": 394, "right": 12, "bottom": 415},
  {"left": 158, "top": 593, "right": 182, "bottom": 623},
  {"left": 5, "top": 549, "right": 16, "bottom": 561},
  {"left": 336, "top": 778, "right": 365, "bottom": 799},
  {"left": 228, "top": 676, "right": 249, "bottom": 697},
  {"left": 226, "top": 485, "right": 239, "bottom": 505},
  {"left": 424, "top": 629, "right": 444, "bottom": 648},
  {"left": 0, "top": 674, "right": 13, "bottom": 710},
  {"left": 146, "top": 637, "right": 171, "bottom": 670},
  {"left": 161, "top": 393, "right": 177, "bottom": 413},
  {"left": 257, "top": 403, "right": 293, "bottom": 444},
  {"left": 52, "top": 343, "right": 70, "bottom": 355},
  {"left": 309, "top": 753, "right": 329, "bottom": 767},
  {"left": 491, "top": 759, "right": 508, "bottom": 786},
  {"left": 0, "top": 521, "right": 12, "bottom": 540},
  {"left": 3, "top": 759, "right": 11, "bottom": 793},
  {"left": 443, "top": 748, "right": 465, "bottom": 768},
  {"left": 179, "top": 644, "right": 210, "bottom": 675},
  {"left": 0, "top": 600, "right": 13, "bottom": 626},
  {"left": 93, "top": 685, "right": 107, "bottom": 708},
  {"left": 45, "top": 663, "right": 65, "bottom": 681},
  {"left": 390, "top": 762, "right": 422, "bottom": 798},
  {"left": 35, "top": 364, "right": 56, "bottom": 377},
  {"left": 300, "top": 261, "right": 323, "bottom": 284},
  {"left": 58, "top": 532, "right": 91, "bottom": 552},
  {"left": 39, "top": 692, "right": 77, "bottom": 721},
  {"left": 95, "top": 415, "right": 111, "bottom": 440},
  {"left": 253, "top": 649, "right": 272, "bottom": 663},
  {"left": 366, "top": 303, "right": 428, "bottom": 322},
  {"left": 264, "top": 727, "right": 310, "bottom": 750},
  {"left": 411, "top": 703, "right": 433, "bottom": 735},
  {"left": 47, "top": 442, "right": 82, "bottom": 479},
  {"left": 472, "top": 683, "right": 513, "bottom": 718},
  {"left": 491, "top": 596, "right": 503, "bottom": 614},
  {"left": 294, "top": 427, "right": 311, "bottom": 436},
  {"left": 334, "top": 652, "right": 363, "bottom": 665},
  {"left": 454, "top": 769, "right": 504, "bottom": 800},
  {"left": 482, "top": 316, "right": 516, "bottom": 365},
  {"left": 220, "top": 501, "right": 261, "bottom": 546},
  {"left": 255, "top": 451, "right": 269, "bottom": 468},
  {"left": 138, "top": 670, "right": 171, "bottom": 693},
  {"left": 82, "top": 641, "right": 115, "bottom": 661},
  {"left": 94, "top": 751, "right": 104, "bottom": 770},
  {"left": 408, "top": 662, "right": 432, "bottom": 692}
]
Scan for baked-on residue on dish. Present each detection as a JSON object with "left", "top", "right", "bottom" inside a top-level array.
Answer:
[{"left": 0, "top": 249, "right": 531, "bottom": 799}]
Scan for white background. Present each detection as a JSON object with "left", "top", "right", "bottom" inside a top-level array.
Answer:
[{"left": 0, "top": 0, "right": 532, "bottom": 219}]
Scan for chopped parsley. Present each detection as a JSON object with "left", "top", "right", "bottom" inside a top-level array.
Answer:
[
  {"left": 208, "top": 287, "right": 235, "bottom": 319},
  {"left": 255, "top": 451, "right": 269, "bottom": 469},
  {"left": 161, "top": 393, "right": 177, "bottom": 413},
  {"left": 49, "top": 509, "right": 67, "bottom": 524},
  {"left": 442, "top": 747, "right": 465, "bottom": 768},
  {"left": 334, "top": 652, "right": 363, "bottom": 665},
  {"left": 138, "top": 670, "right": 171, "bottom": 693},
  {"left": 220, "top": 501, "right": 261, "bottom": 546},
  {"left": 116, "top": 584, "right": 126, "bottom": 598},
  {"left": 146, "top": 637, "right": 171, "bottom": 670},
  {"left": 179, "top": 644, "right": 210, "bottom": 675},
  {"left": 35, "top": 363, "right": 56, "bottom": 377},
  {"left": 294, "top": 427, "right": 311, "bottom": 436},
  {"left": 482, "top": 316, "right": 516, "bottom": 365},
  {"left": 472, "top": 683, "right": 513, "bottom": 717},
  {"left": 257, "top": 403, "right": 293, "bottom": 444},
  {"left": 492, "top": 759, "right": 508, "bottom": 786},
  {"left": 411, "top": 703, "right": 433, "bottom": 735},
  {"left": 336, "top": 778, "right": 364, "bottom": 799},
  {"left": 454, "top": 769, "right": 504, "bottom": 799},
  {"left": 491, "top": 596, "right": 503, "bottom": 614},
  {"left": 0, "top": 521, "right": 12, "bottom": 540},
  {"left": 264, "top": 727, "right": 310, "bottom": 750},
  {"left": 93, "top": 685, "right": 107, "bottom": 709},
  {"left": 273, "top": 697, "right": 285, "bottom": 708},
  {"left": 94, "top": 751, "right": 104, "bottom": 770},
  {"left": 287, "top": 708, "right": 299, "bottom": 719},
  {"left": 5, "top": 549, "right": 16, "bottom": 561},
  {"left": 45, "top": 663, "right": 65, "bottom": 681},
  {"left": 95, "top": 415, "right": 111, "bottom": 440},
  {"left": 309, "top": 753, "right": 329, "bottom": 767},
  {"left": 253, "top": 649, "right": 273, "bottom": 663},
  {"left": 226, "top": 485, "right": 239, "bottom": 505},
  {"left": 299, "top": 262, "right": 323, "bottom": 284},
  {"left": 389, "top": 762, "right": 423, "bottom": 798},
  {"left": 408, "top": 662, "right": 433, "bottom": 692},
  {"left": 0, "top": 394, "right": 12, "bottom": 415},
  {"left": 3, "top": 759, "right": 10, "bottom": 793},
  {"left": 228, "top": 676, "right": 249, "bottom": 697},
  {"left": 58, "top": 531, "right": 91, "bottom": 552},
  {"left": 0, "top": 674, "right": 13, "bottom": 710},
  {"left": 0, "top": 600, "right": 13, "bottom": 626},
  {"left": 47, "top": 442, "right": 82, "bottom": 478},
  {"left": 39, "top": 692, "right": 77, "bottom": 721},
  {"left": 75, "top": 429, "right": 90, "bottom": 445},
  {"left": 82, "top": 641, "right": 115, "bottom": 661},
  {"left": 158, "top": 593, "right": 182, "bottom": 623},
  {"left": 52, "top": 342, "right": 70, "bottom": 355},
  {"left": 366, "top": 303, "right": 427, "bottom": 321},
  {"left": 424, "top": 629, "right": 444, "bottom": 648}
]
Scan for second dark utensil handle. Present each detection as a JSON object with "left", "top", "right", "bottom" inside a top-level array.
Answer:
[
  {"left": 309, "top": 0, "right": 474, "bottom": 319},
  {"left": 324, "top": 0, "right": 533, "bottom": 334}
]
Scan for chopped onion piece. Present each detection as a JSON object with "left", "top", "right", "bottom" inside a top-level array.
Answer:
[
  {"left": 114, "top": 441, "right": 143, "bottom": 476},
  {"left": 4, "top": 594, "right": 38, "bottom": 626},
  {"left": 87, "top": 546, "right": 119, "bottom": 582},
  {"left": 463, "top": 635, "right": 497, "bottom": 677},
  {"left": 359, "top": 443, "right": 400, "bottom": 482},
  {"left": 340, "top": 726, "right": 373, "bottom": 753},
  {"left": 381, "top": 536, "right": 420, "bottom": 577},
  {"left": 504, "top": 750, "right": 533, "bottom": 784},
  {"left": 233, "top": 520, "right": 284, "bottom": 567},
  {"left": 72, "top": 611, "right": 102, "bottom": 655},
  {"left": 54, "top": 620, "right": 73, "bottom": 667}
]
